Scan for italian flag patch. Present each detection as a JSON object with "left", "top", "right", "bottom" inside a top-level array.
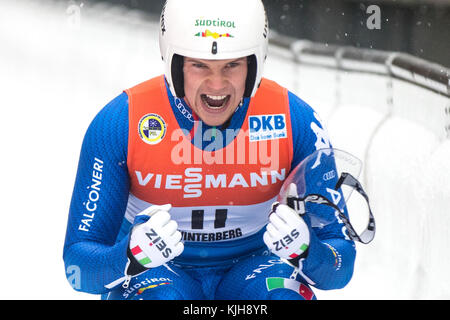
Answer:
[
  {"left": 288, "top": 244, "right": 308, "bottom": 259},
  {"left": 266, "top": 277, "right": 314, "bottom": 300},
  {"left": 131, "top": 245, "right": 152, "bottom": 267}
]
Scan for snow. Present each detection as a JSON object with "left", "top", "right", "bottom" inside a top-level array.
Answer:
[{"left": 1, "top": 0, "right": 449, "bottom": 299}]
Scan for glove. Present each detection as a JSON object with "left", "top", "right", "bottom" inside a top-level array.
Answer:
[
  {"left": 129, "top": 204, "right": 184, "bottom": 269},
  {"left": 263, "top": 183, "right": 310, "bottom": 268}
]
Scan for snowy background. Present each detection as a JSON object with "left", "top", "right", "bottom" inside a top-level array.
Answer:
[{"left": 0, "top": 0, "right": 449, "bottom": 299}]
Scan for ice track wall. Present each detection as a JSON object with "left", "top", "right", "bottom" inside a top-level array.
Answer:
[
  {"left": 265, "top": 35, "right": 450, "bottom": 299},
  {"left": 1, "top": 0, "right": 449, "bottom": 299}
]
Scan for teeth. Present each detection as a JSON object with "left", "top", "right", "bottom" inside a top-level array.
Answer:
[
  {"left": 206, "top": 94, "right": 227, "bottom": 100},
  {"left": 201, "top": 94, "right": 230, "bottom": 109}
]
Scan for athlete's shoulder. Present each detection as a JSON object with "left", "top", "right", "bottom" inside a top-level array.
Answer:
[
  {"left": 89, "top": 91, "right": 129, "bottom": 130},
  {"left": 256, "top": 78, "right": 289, "bottom": 98},
  {"left": 287, "top": 91, "right": 317, "bottom": 114},
  {"left": 287, "top": 90, "right": 332, "bottom": 168},
  {"left": 256, "top": 80, "right": 316, "bottom": 117},
  {"left": 259, "top": 77, "right": 285, "bottom": 88},
  {"left": 250, "top": 78, "right": 290, "bottom": 116},
  {"left": 126, "top": 75, "right": 166, "bottom": 96},
  {"left": 82, "top": 92, "right": 129, "bottom": 157},
  {"left": 287, "top": 91, "right": 324, "bottom": 134}
]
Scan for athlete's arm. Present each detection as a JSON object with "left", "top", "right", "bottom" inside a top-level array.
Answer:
[
  {"left": 63, "top": 92, "right": 132, "bottom": 294},
  {"left": 288, "top": 91, "right": 356, "bottom": 290}
]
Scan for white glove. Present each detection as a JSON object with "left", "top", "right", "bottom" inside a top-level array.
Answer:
[
  {"left": 264, "top": 203, "right": 310, "bottom": 263},
  {"left": 129, "top": 204, "right": 184, "bottom": 269}
]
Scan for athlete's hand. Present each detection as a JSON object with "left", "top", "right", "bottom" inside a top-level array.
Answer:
[
  {"left": 263, "top": 203, "right": 310, "bottom": 267},
  {"left": 263, "top": 183, "right": 310, "bottom": 268},
  {"left": 129, "top": 204, "right": 184, "bottom": 269}
]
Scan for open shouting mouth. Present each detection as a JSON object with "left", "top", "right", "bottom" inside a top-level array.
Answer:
[{"left": 201, "top": 94, "right": 231, "bottom": 110}]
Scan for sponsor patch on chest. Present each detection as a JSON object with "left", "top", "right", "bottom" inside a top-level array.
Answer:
[{"left": 248, "top": 114, "right": 287, "bottom": 142}]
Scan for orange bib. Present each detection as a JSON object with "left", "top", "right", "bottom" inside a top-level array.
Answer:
[{"left": 124, "top": 75, "right": 293, "bottom": 240}]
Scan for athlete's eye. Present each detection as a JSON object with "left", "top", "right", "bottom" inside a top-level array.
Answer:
[
  {"left": 193, "top": 63, "right": 207, "bottom": 69},
  {"left": 225, "top": 62, "right": 239, "bottom": 69}
]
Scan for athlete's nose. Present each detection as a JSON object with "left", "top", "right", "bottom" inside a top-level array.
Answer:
[{"left": 205, "top": 71, "right": 228, "bottom": 92}]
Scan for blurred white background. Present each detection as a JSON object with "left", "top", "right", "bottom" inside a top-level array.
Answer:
[{"left": 0, "top": 0, "right": 449, "bottom": 299}]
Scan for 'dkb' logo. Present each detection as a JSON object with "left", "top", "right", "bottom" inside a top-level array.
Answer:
[
  {"left": 138, "top": 113, "right": 167, "bottom": 145},
  {"left": 248, "top": 114, "right": 287, "bottom": 142}
]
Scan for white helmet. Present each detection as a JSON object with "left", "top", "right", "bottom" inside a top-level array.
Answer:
[{"left": 159, "top": 0, "right": 269, "bottom": 98}]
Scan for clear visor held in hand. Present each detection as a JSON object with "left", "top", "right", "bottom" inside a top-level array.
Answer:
[{"left": 277, "top": 148, "right": 376, "bottom": 244}]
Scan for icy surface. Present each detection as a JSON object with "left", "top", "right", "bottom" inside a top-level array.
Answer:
[{"left": 1, "top": 0, "right": 449, "bottom": 299}]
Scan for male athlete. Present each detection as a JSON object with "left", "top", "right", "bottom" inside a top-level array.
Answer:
[{"left": 63, "top": 0, "right": 357, "bottom": 300}]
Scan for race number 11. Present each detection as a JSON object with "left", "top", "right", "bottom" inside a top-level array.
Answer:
[{"left": 191, "top": 209, "right": 227, "bottom": 229}]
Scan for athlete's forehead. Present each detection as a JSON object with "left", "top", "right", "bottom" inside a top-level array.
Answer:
[{"left": 183, "top": 57, "right": 247, "bottom": 65}]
